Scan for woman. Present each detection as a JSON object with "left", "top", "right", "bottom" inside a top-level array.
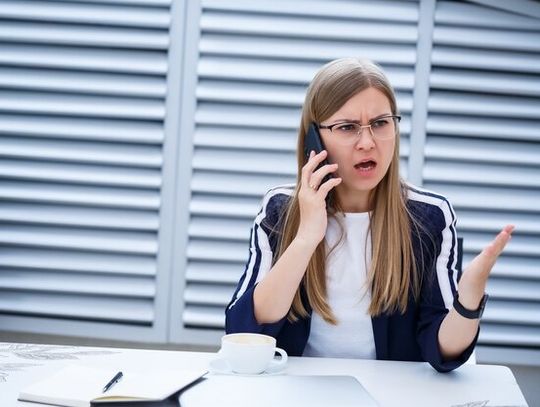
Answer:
[{"left": 225, "top": 57, "right": 513, "bottom": 372}]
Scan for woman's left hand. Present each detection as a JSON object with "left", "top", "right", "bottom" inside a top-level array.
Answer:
[{"left": 457, "top": 225, "right": 515, "bottom": 310}]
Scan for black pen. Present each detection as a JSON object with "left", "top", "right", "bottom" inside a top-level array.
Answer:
[{"left": 102, "top": 371, "right": 123, "bottom": 393}]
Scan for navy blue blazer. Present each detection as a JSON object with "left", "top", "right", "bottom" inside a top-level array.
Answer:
[{"left": 225, "top": 183, "right": 478, "bottom": 373}]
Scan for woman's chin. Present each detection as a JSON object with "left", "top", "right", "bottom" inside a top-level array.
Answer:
[{"left": 337, "top": 178, "right": 381, "bottom": 198}]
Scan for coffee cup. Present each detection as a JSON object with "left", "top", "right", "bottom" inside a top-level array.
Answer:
[{"left": 219, "top": 333, "right": 288, "bottom": 374}]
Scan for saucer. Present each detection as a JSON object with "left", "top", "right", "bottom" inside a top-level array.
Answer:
[{"left": 207, "top": 358, "right": 287, "bottom": 377}]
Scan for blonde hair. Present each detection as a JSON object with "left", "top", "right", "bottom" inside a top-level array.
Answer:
[{"left": 274, "top": 58, "right": 420, "bottom": 324}]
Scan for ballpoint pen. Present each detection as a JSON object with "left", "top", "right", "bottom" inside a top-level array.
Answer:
[{"left": 102, "top": 371, "right": 123, "bottom": 393}]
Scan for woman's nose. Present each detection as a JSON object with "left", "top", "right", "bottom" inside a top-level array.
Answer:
[{"left": 354, "top": 128, "right": 375, "bottom": 150}]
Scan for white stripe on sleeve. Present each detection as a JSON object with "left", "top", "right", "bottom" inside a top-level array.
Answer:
[
  {"left": 228, "top": 185, "right": 293, "bottom": 309},
  {"left": 407, "top": 186, "right": 458, "bottom": 310}
]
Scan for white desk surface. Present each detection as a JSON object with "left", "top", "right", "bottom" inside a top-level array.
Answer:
[{"left": 0, "top": 342, "right": 528, "bottom": 407}]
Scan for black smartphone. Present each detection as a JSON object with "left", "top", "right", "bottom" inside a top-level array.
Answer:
[{"left": 304, "top": 122, "right": 334, "bottom": 206}]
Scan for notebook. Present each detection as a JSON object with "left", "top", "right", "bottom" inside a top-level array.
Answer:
[
  {"left": 179, "top": 374, "right": 379, "bottom": 407},
  {"left": 18, "top": 365, "right": 207, "bottom": 407}
]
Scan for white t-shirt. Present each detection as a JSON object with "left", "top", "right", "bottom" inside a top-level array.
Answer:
[{"left": 302, "top": 212, "right": 377, "bottom": 359}]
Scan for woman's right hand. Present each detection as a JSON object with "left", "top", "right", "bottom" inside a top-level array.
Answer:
[{"left": 296, "top": 150, "right": 342, "bottom": 248}]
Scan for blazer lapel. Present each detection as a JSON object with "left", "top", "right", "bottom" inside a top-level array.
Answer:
[{"left": 372, "top": 314, "right": 389, "bottom": 360}]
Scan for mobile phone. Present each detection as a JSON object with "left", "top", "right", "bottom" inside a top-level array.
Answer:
[{"left": 304, "top": 122, "right": 334, "bottom": 206}]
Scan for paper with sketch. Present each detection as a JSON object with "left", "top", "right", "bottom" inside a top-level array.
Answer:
[{"left": 18, "top": 365, "right": 206, "bottom": 407}]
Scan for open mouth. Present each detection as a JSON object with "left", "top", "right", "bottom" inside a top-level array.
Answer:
[{"left": 354, "top": 160, "right": 377, "bottom": 171}]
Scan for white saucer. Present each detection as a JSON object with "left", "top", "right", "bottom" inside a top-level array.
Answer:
[{"left": 207, "top": 358, "right": 287, "bottom": 377}]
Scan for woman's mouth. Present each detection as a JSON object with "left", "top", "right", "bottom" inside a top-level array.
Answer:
[{"left": 354, "top": 159, "right": 377, "bottom": 172}]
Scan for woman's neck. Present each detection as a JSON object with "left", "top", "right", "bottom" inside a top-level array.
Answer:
[{"left": 335, "top": 186, "right": 371, "bottom": 213}]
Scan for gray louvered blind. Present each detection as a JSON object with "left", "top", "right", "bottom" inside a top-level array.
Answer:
[
  {"left": 0, "top": 0, "right": 172, "bottom": 340},
  {"left": 424, "top": 1, "right": 540, "bottom": 354},
  {"left": 177, "top": 0, "right": 420, "bottom": 338}
]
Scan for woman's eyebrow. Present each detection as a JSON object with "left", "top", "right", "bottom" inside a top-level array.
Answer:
[{"left": 329, "top": 113, "right": 393, "bottom": 124}]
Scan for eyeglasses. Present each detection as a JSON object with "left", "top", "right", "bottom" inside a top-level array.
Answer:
[{"left": 318, "top": 114, "right": 401, "bottom": 145}]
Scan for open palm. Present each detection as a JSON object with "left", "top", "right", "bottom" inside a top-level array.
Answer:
[{"left": 457, "top": 225, "right": 515, "bottom": 307}]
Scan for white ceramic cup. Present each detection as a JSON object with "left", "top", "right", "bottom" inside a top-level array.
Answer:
[{"left": 219, "top": 333, "right": 288, "bottom": 374}]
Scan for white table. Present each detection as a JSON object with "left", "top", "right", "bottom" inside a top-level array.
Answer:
[{"left": 0, "top": 342, "right": 528, "bottom": 407}]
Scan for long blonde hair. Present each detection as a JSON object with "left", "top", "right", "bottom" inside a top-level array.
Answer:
[{"left": 275, "top": 58, "right": 420, "bottom": 324}]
